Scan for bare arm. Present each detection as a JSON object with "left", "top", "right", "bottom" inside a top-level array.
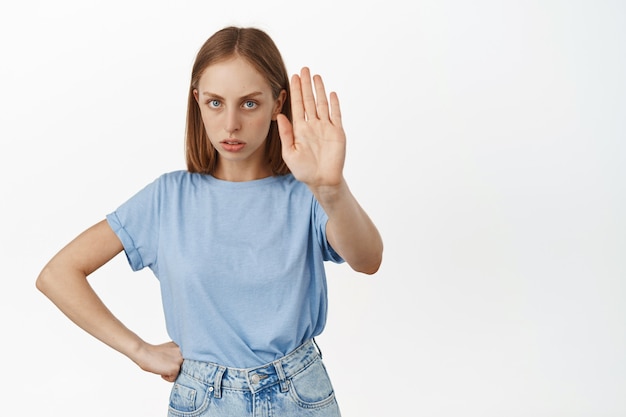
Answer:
[
  {"left": 312, "top": 181, "right": 382, "bottom": 274},
  {"left": 277, "top": 68, "right": 383, "bottom": 274},
  {"left": 36, "top": 219, "right": 182, "bottom": 381}
]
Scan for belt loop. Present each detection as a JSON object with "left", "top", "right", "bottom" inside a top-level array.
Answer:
[
  {"left": 312, "top": 338, "right": 323, "bottom": 359},
  {"left": 274, "top": 360, "right": 289, "bottom": 393},
  {"left": 213, "top": 366, "right": 226, "bottom": 399}
]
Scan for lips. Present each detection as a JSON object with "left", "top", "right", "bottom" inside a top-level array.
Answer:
[{"left": 220, "top": 139, "right": 246, "bottom": 152}]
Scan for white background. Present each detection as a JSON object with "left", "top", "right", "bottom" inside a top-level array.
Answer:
[{"left": 1, "top": 0, "right": 625, "bottom": 416}]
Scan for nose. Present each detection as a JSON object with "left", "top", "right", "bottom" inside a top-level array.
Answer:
[{"left": 224, "top": 108, "right": 241, "bottom": 136}]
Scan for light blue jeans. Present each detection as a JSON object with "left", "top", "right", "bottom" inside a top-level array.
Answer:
[{"left": 167, "top": 340, "right": 341, "bottom": 417}]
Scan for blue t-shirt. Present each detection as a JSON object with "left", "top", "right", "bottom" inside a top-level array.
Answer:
[{"left": 106, "top": 171, "right": 343, "bottom": 368}]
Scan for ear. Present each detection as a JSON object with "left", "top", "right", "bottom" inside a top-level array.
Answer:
[
  {"left": 193, "top": 89, "right": 199, "bottom": 103},
  {"left": 271, "top": 89, "right": 287, "bottom": 120}
]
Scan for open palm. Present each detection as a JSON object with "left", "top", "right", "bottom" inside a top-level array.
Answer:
[{"left": 277, "top": 67, "right": 346, "bottom": 188}]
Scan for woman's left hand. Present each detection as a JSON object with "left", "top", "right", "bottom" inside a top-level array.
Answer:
[{"left": 277, "top": 67, "right": 346, "bottom": 189}]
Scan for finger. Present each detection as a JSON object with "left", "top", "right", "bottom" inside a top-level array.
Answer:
[
  {"left": 299, "top": 67, "right": 318, "bottom": 120},
  {"left": 290, "top": 74, "right": 305, "bottom": 122},
  {"left": 313, "top": 74, "right": 330, "bottom": 120},
  {"left": 329, "top": 91, "right": 342, "bottom": 127}
]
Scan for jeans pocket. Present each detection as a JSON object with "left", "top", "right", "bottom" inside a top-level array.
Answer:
[
  {"left": 288, "top": 359, "right": 337, "bottom": 409},
  {"left": 168, "top": 373, "right": 212, "bottom": 416}
]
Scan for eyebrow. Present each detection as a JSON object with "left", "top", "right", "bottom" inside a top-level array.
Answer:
[{"left": 201, "top": 91, "right": 265, "bottom": 100}]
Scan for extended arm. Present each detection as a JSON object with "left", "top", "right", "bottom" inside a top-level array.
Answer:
[
  {"left": 277, "top": 68, "right": 383, "bottom": 274},
  {"left": 312, "top": 180, "right": 383, "bottom": 274},
  {"left": 36, "top": 219, "right": 182, "bottom": 381}
]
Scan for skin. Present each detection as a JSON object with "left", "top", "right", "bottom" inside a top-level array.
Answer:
[
  {"left": 277, "top": 68, "right": 383, "bottom": 274},
  {"left": 192, "top": 56, "right": 286, "bottom": 182},
  {"left": 36, "top": 57, "right": 383, "bottom": 382}
]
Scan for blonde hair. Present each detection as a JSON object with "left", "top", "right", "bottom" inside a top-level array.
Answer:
[{"left": 185, "top": 26, "right": 292, "bottom": 175}]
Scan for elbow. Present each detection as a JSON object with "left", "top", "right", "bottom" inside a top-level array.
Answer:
[
  {"left": 357, "top": 265, "right": 380, "bottom": 275},
  {"left": 36, "top": 263, "right": 68, "bottom": 297},
  {"left": 360, "top": 259, "right": 382, "bottom": 275},
  {"left": 36, "top": 257, "right": 91, "bottom": 298},
  {"left": 36, "top": 265, "right": 53, "bottom": 295},
  {"left": 352, "top": 250, "right": 383, "bottom": 276}
]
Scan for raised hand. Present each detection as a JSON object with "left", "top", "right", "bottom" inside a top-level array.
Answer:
[
  {"left": 278, "top": 68, "right": 383, "bottom": 275},
  {"left": 277, "top": 67, "right": 346, "bottom": 189}
]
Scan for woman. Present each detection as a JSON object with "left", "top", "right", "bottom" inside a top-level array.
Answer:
[{"left": 37, "top": 26, "right": 383, "bottom": 416}]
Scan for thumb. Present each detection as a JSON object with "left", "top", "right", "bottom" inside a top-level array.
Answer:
[
  {"left": 161, "top": 374, "right": 177, "bottom": 383},
  {"left": 276, "top": 114, "right": 294, "bottom": 152}
]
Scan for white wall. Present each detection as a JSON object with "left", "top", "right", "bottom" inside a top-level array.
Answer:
[{"left": 1, "top": 1, "right": 624, "bottom": 416}]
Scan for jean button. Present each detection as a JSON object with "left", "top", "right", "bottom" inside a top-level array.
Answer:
[{"left": 250, "top": 374, "right": 260, "bottom": 384}]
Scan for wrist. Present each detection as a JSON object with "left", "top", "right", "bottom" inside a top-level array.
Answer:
[
  {"left": 309, "top": 178, "right": 348, "bottom": 206},
  {"left": 122, "top": 335, "right": 149, "bottom": 366}
]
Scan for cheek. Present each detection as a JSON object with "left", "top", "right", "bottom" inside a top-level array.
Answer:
[
  {"left": 247, "top": 113, "right": 273, "bottom": 131},
  {"left": 200, "top": 111, "right": 219, "bottom": 131},
  {"left": 200, "top": 116, "right": 221, "bottom": 144},
  {"left": 249, "top": 118, "right": 270, "bottom": 130}
]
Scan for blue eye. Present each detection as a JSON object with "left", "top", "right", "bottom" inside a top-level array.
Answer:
[
  {"left": 208, "top": 99, "right": 220, "bottom": 108},
  {"left": 243, "top": 100, "right": 257, "bottom": 109}
]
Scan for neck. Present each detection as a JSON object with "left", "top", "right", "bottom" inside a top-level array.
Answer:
[{"left": 213, "top": 161, "right": 272, "bottom": 182}]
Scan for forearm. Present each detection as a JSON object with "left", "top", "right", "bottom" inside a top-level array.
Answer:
[
  {"left": 37, "top": 264, "right": 145, "bottom": 362},
  {"left": 311, "top": 179, "right": 383, "bottom": 274}
]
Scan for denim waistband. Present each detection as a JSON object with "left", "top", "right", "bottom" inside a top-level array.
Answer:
[{"left": 179, "top": 339, "right": 321, "bottom": 395}]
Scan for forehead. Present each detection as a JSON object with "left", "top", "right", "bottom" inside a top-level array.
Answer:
[{"left": 197, "top": 56, "right": 271, "bottom": 95}]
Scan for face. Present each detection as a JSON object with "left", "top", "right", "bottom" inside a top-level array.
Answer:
[{"left": 194, "top": 56, "right": 285, "bottom": 180}]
